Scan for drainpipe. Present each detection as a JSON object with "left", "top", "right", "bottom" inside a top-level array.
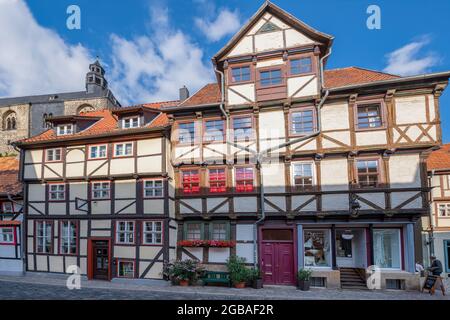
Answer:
[
  {"left": 214, "top": 67, "right": 230, "bottom": 162},
  {"left": 428, "top": 169, "right": 436, "bottom": 260}
]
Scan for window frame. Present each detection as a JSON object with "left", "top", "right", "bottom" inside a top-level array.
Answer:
[
  {"left": 209, "top": 221, "right": 230, "bottom": 241},
  {"left": 438, "top": 203, "right": 450, "bottom": 218},
  {"left": 56, "top": 124, "right": 74, "bottom": 136},
  {"left": 234, "top": 165, "right": 255, "bottom": 193},
  {"left": 208, "top": 167, "right": 227, "bottom": 194},
  {"left": 91, "top": 181, "right": 111, "bottom": 200},
  {"left": 0, "top": 227, "right": 16, "bottom": 245},
  {"left": 288, "top": 54, "right": 316, "bottom": 77},
  {"left": 48, "top": 183, "right": 66, "bottom": 202},
  {"left": 355, "top": 100, "right": 386, "bottom": 131},
  {"left": 35, "top": 220, "right": 53, "bottom": 254},
  {"left": 113, "top": 142, "right": 134, "bottom": 158},
  {"left": 45, "top": 148, "right": 63, "bottom": 163},
  {"left": 175, "top": 120, "right": 197, "bottom": 145},
  {"left": 88, "top": 144, "right": 108, "bottom": 160},
  {"left": 231, "top": 114, "right": 255, "bottom": 142},
  {"left": 354, "top": 157, "right": 383, "bottom": 188},
  {"left": 59, "top": 220, "right": 78, "bottom": 256},
  {"left": 257, "top": 67, "right": 285, "bottom": 89},
  {"left": 142, "top": 220, "right": 163, "bottom": 246},
  {"left": 203, "top": 118, "right": 226, "bottom": 143},
  {"left": 115, "top": 221, "right": 136, "bottom": 245},
  {"left": 143, "top": 179, "right": 164, "bottom": 199},
  {"left": 291, "top": 161, "right": 316, "bottom": 190},
  {"left": 183, "top": 222, "right": 204, "bottom": 241},
  {"left": 2, "top": 202, "right": 14, "bottom": 214},
  {"left": 228, "top": 63, "right": 253, "bottom": 84},
  {"left": 180, "top": 169, "right": 201, "bottom": 195},
  {"left": 303, "top": 229, "right": 332, "bottom": 269},
  {"left": 122, "top": 116, "right": 140, "bottom": 129},
  {"left": 289, "top": 106, "right": 317, "bottom": 136},
  {"left": 117, "top": 259, "right": 135, "bottom": 278}
]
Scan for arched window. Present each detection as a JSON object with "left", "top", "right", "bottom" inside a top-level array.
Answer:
[
  {"left": 77, "top": 104, "right": 95, "bottom": 115},
  {"left": 3, "top": 111, "right": 17, "bottom": 131}
]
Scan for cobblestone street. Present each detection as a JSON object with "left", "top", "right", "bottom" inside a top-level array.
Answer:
[{"left": 0, "top": 274, "right": 448, "bottom": 300}]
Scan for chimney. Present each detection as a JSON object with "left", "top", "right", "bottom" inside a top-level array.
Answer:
[{"left": 179, "top": 86, "right": 190, "bottom": 101}]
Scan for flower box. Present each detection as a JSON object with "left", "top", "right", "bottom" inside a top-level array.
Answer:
[{"left": 177, "top": 240, "right": 236, "bottom": 248}]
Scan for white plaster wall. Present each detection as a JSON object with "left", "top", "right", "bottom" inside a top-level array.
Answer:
[
  {"left": 321, "top": 102, "right": 350, "bottom": 130},
  {"left": 115, "top": 180, "right": 136, "bottom": 198},
  {"left": 322, "top": 194, "right": 349, "bottom": 211},
  {"left": 262, "top": 163, "right": 285, "bottom": 193},
  {"left": 137, "top": 138, "right": 162, "bottom": 156},
  {"left": 356, "top": 131, "right": 387, "bottom": 146},
  {"left": 114, "top": 246, "right": 136, "bottom": 259},
  {"left": 143, "top": 199, "right": 165, "bottom": 214},
  {"left": 137, "top": 156, "right": 162, "bottom": 173},
  {"left": 256, "top": 58, "right": 284, "bottom": 68},
  {"left": 91, "top": 201, "right": 111, "bottom": 215},
  {"left": 255, "top": 31, "right": 284, "bottom": 52},
  {"left": 258, "top": 110, "right": 285, "bottom": 140},
  {"left": 115, "top": 200, "right": 136, "bottom": 214},
  {"left": 320, "top": 158, "right": 348, "bottom": 191},
  {"left": 389, "top": 154, "right": 421, "bottom": 188},
  {"left": 356, "top": 193, "right": 385, "bottom": 210},
  {"left": 234, "top": 197, "right": 258, "bottom": 213},
  {"left": 24, "top": 163, "right": 41, "bottom": 179},
  {"left": 180, "top": 199, "right": 202, "bottom": 214},
  {"left": 66, "top": 163, "right": 84, "bottom": 177},
  {"left": 28, "top": 184, "right": 45, "bottom": 201},
  {"left": 395, "top": 95, "right": 427, "bottom": 124},
  {"left": 287, "top": 76, "right": 318, "bottom": 98},
  {"left": 209, "top": 248, "right": 230, "bottom": 263},
  {"left": 227, "top": 84, "right": 255, "bottom": 105},
  {"left": 86, "top": 160, "right": 108, "bottom": 176},
  {"left": 182, "top": 247, "right": 203, "bottom": 261},
  {"left": 65, "top": 148, "right": 84, "bottom": 162},
  {"left": 207, "top": 197, "right": 229, "bottom": 213},
  {"left": 44, "top": 163, "right": 63, "bottom": 179},
  {"left": 264, "top": 196, "right": 286, "bottom": 212},
  {"left": 139, "top": 246, "right": 161, "bottom": 259},
  {"left": 25, "top": 149, "right": 43, "bottom": 163},
  {"left": 110, "top": 158, "right": 135, "bottom": 175},
  {"left": 322, "top": 131, "right": 351, "bottom": 149},
  {"left": 292, "top": 195, "right": 316, "bottom": 212}
]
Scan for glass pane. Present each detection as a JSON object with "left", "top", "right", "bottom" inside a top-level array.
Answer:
[
  {"left": 304, "top": 230, "right": 330, "bottom": 267},
  {"left": 262, "top": 229, "right": 293, "bottom": 241},
  {"left": 373, "top": 229, "right": 401, "bottom": 269}
]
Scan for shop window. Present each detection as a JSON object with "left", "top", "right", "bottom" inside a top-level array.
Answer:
[
  {"left": 304, "top": 230, "right": 331, "bottom": 267},
  {"left": 373, "top": 229, "right": 401, "bottom": 269},
  {"left": 117, "top": 260, "right": 134, "bottom": 278}
]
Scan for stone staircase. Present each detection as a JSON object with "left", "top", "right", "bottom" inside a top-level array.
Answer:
[{"left": 340, "top": 268, "right": 368, "bottom": 290}]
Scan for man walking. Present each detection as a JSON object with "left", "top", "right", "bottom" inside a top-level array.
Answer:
[{"left": 427, "top": 255, "right": 446, "bottom": 295}]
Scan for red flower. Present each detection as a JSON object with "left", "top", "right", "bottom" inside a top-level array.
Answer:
[{"left": 177, "top": 240, "right": 236, "bottom": 248}]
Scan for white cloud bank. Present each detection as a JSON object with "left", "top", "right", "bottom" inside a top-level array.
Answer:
[
  {"left": 383, "top": 36, "right": 439, "bottom": 76},
  {"left": 195, "top": 8, "right": 241, "bottom": 42},
  {"left": 0, "top": 0, "right": 92, "bottom": 97}
]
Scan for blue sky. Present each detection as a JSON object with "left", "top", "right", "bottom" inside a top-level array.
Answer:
[{"left": 1, "top": 0, "right": 449, "bottom": 141}]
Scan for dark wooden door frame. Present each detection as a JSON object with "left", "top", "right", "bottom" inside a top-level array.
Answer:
[{"left": 87, "top": 237, "right": 112, "bottom": 281}]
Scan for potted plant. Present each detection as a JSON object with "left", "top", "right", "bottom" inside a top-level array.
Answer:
[
  {"left": 249, "top": 268, "right": 264, "bottom": 289},
  {"left": 226, "top": 255, "right": 250, "bottom": 288},
  {"left": 163, "top": 259, "right": 204, "bottom": 286},
  {"left": 297, "top": 269, "right": 313, "bottom": 291}
]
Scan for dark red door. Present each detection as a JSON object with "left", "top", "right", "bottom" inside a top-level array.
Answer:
[{"left": 260, "top": 229, "right": 295, "bottom": 285}]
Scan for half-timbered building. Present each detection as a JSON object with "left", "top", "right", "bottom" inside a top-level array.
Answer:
[
  {"left": 0, "top": 156, "right": 23, "bottom": 273},
  {"left": 164, "top": 2, "right": 450, "bottom": 290},
  {"left": 14, "top": 104, "right": 177, "bottom": 281},
  {"left": 424, "top": 144, "right": 450, "bottom": 276}
]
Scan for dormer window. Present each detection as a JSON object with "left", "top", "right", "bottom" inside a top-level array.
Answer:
[
  {"left": 57, "top": 124, "right": 73, "bottom": 136},
  {"left": 122, "top": 116, "right": 140, "bottom": 129}
]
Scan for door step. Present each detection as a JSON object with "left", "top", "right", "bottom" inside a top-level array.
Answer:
[{"left": 339, "top": 268, "right": 367, "bottom": 290}]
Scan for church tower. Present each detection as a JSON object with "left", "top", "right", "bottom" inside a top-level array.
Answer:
[{"left": 85, "top": 59, "right": 108, "bottom": 94}]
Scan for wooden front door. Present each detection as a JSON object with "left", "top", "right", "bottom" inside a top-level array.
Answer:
[
  {"left": 92, "top": 240, "right": 110, "bottom": 280},
  {"left": 260, "top": 229, "right": 295, "bottom": 285}
]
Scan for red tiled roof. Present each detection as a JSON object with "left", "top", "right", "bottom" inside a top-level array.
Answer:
[
  {"left": 323, "top": 67, "right": 400, "bottom": 89},
  {"left": 0, "top": 157, "right": 21, "bottom": 195},
  {"left": 176, "top": 67, "right": 400, "bottom": 107},
  {"left": 427, "top": 144, "right": 450, "bottom": 171}
]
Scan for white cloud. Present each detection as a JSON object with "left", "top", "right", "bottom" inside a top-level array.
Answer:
[
  {"left": 195, "top": 8, "right": 241, "bottom": 42},
  {"left": 383, "top": 36, "right": 439, "bottom": 76},
  {"left": 0, "top": 0, "right": 92, "bottom": 97},
  {"left": 109, "top": 6, "right": 213, "bottom": 105}
]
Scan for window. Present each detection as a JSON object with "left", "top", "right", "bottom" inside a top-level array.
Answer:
[
  {"left": 209, "top": 168, "right": 226, "bottom": 193},
  {"left": 310, "top": 277, "right": 326, "bottom": 288},
  {"left": 118, "top": 261, "right": 134, "bottom": 278},
  {"left": 178, "top": 122, "right": 195, "bottom": 144},
  {"left": 122, "top": 116, "right": 140, "bottom": 129},
  {"left": 291, "top": 57, "right": 312, "bottom": 75},
  {"left": 357, "top": 103, "right": 382, "bottom": 129},
  {"left": 116, "top": 221, "right": 135, "bottom": 244},
  {"left": 92, "top": 182, "right": 110, "bottom": 199},
  {"left": 444, "top": 240, "right": 450, "bottom": 273},
  {"left": 89, "top": 145, "right": 107, "bottom": 159},
  {"left": 57, "top": 124, "right": 73, "bottom": 136},
  {"left": 231, "top": 66, "right": 251, "bottom": 83},
  {"left": 2, "top": 202, "right": 13, "bottom": 213},
  {"left": 143, "top": 221, "right": 162, "bottom": 245},
  {"left": 262, "top": 229, "right": 293, "bottom": 241},
  {"left": 49, "top": 184, "right": 65, "bottom": 201},
  {"left": 438, "top": 204, "right": 450, "bottom": 217},
  {"left": 291, "top": 109, "right": 314, "bottom": 134},
  {"left": 292, "top": 163, "right": 314, "bottom": 189},
  {"left": 373, "top": 229, "right": 401, "bottom": 269},
  {"left": 356, "top": 159, "right": 380, "bottom": 187},
  {"left": 232, "top": 116, "right": 253, "bottom": 141},
  {"left": 235, "top": 167, "right": 254, "bottom": 192},
  {"left": 181, "top": 170, "right": 200, "bottom": 194},
  {"left": 0, "top": 228, "right": 14, "bottom": 244},
  {"left": 260, "top": 69, "right": 282, "bottom": 87},
  {"left": 211, "top": 222, "right": 229, "bottom": 240},
  {"left": 4, "top": 112, "right": 17, "bottom": 131},
  {"left": 36, "top": 221, "right": 52, "bottom": 253},
  {"left": 304, "top": 230, "right": 331, "bottom": 267},
  {"left": 336, "top": 230, "right": 353, "bottom": 258},
  {"left": 144, "top": 180, "right": 164, "bottom": 198},
  {"left": 60, "top": 221, "right": 77, "bottom": 255},
  {"left": 46, "top": 148, "right": 62, "bottom": 162},
  {"left": 185, "top": 223, "right": 203, "bottom": 240},
  {"left": 114, "top": 142, "right": 133, "bottom": 157},
  {"left": 386, "top": 279, "right": 404, "bottom": 290},
  {"left": 204, "top": 119, "right": 224, "bottom": 142}
]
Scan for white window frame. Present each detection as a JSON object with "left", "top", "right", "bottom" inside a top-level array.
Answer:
[
  {"left": 142, "top": 221, "right": 163, "bottom": 245},
  {"left": 291, "top": 161, "right": 315, "bottom": 188},
  {"left": 122, "top": 116, "right": 140, "bottom": 129},
  {"left": 143, "top": 180, "right": 164, "bottom": 198},
  {"left": 88, "top": 145, "right": 108, "bottom": 159},
  {"left": 92, "top": 182, "right": 111, "bottom": 199},
  {"left": 57, "top": 124, "right": 73, "bottom": 136},
  {"left": 0, "top": 227, "right": 14, "bottom": 244},
  {"left": 114, "top": 142, "right": 133, "bottom": 157},
  {"left": 36, "top": 221, "right": 52, "bottom": 253},
  {"left": 438, "top": 203, "right": 450, "bottom": 217},
  {"left": 2, "top": 202, "right": 13, "bottom": 213},
  {"left": 116, "top": 221, "right": 135, "bottom": 244},
  {"left": 46, "top": 148, "right": 62, "bottom": 162},
  {"left": 49, "top": 184, "right": 65, "bottom": 201},
  {"left": 60, "top": 221, "right": 77, "bottom": 255}
]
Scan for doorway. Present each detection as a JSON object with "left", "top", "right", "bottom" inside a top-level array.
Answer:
[
  {"left": 335, "top": 229, "right": 366, "bottom": 269},
  {"left": 260, "top": 228, "right": 296, "bottom": 285},
  {"left": 88, "top": 239, "right": 111, "bottom": 280}
]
